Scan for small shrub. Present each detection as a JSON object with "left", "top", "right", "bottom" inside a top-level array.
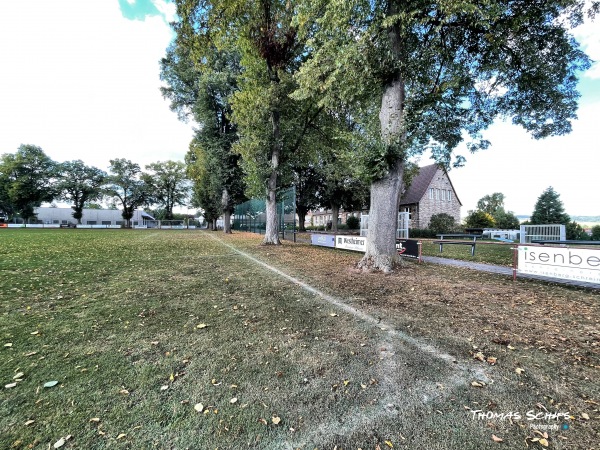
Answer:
[
  {"left": 409, "top": 228, "right": 437, "bottom": 239},
  {"left": 428, "top": 213, "right": 456, "bottom": 234},
  {"left": 591, "top": 225, "right": 600, "bottom": 241},
  {"left": 346, "top": 216, "right": 360, "bottom": 230}
]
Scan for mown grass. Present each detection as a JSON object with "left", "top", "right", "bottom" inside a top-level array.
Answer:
[
  {"left": 1, "top": 229, "right": 598, "bottom": 450},
  {"left": 419, "top": 239, "right": 514, "bottom": 266}
]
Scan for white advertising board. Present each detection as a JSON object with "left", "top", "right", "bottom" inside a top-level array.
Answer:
[
  {"left": 335, "top": 235, "right": 367, "bottom": 252},
  {"left": 518, "top": 246, "right": 600, "bottom": 284}
]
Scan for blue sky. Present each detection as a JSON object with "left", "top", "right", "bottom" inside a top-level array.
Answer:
[{"left": 0, "top": 0, "right": 598, "bottom": 217}]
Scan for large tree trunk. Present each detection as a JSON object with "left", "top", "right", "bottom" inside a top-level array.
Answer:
[
  {"left": 358, "top": 76, "right": 405, "bottom": 272},
  {"left": 297, "top": 205, "right": 307, "bottom": 232},
  {"left": 330, "top": 204, "right": 340, "bottom": 233},
  {"left": 263, "top": 105, "right": 281, "bottom": 245},
  {"left": 222, "top": 188, "right": 232, "bottom": 234}
]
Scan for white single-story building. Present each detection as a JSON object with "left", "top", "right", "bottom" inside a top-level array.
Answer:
[{"left": 33, "top": 207, "right": 154, "bottom": 226}]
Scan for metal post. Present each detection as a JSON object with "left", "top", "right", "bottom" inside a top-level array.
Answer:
[{"left": 512, "top": 246, "right": 518, "bottom": 282}]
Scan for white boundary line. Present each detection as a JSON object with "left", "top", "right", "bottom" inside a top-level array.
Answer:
[{"left": 204, "top": 232, "right": 488, "bottom": 372}]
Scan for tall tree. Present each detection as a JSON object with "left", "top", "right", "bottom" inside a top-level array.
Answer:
[
  {"left": 161, "top": 36, "right": 245, "bottom": 233},
  {"left": 530, "top": 186, "right": 570, "bottom": 225},
  {"left": 0, "top": 144, "right": 56, "bottom": 223},
  {"left": 56, "top": 160, "right": 106, "bottom": 224},
  {"left": 173, "top": 0, "right": 323, "bottom": 244},
  {"left": 105, "top": 159, "right": 150, "bottom": 228},
  {"left": 477, "top": 193, "right": 506, "bottom": 215},
  {"left": 143, "top": 161, "right": 190, "bottom": 220},
  {"left": 295, "top": 0, "right": 595, "bottom": 271}
]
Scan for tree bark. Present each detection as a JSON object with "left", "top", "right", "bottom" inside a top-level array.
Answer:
[
  {"left": 297, "top": 206, "right": 307, "bottom": 232},
  {"left": 330, "top": 204, "right": 340, "bottom": 233},
  {"left": 358, "top": 76, "right": 405, "bottom": 272},
  {"left": 222, "top": 188, "right": 232, "bottom": 234},
  {"left": 263, "top": 105, "right": 281, "bottom": 245}
]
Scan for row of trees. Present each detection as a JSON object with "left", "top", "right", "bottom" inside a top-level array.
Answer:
[
  {"left": 162, "top": 0, "right": 596, "bottom": 271},
  {"left": 463, "top": 187, "right": 594, "bottom": 240},
  {"left": 0, "top": 144, "right": 190, "bottom": 227}
]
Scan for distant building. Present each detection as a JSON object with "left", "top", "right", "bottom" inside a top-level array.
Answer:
[
  {"left": 398, "top": 164, "right": 462, "bottom": 229},
  {"left": 33, "top": 207, "right": 154, "bottom": 226},
  {"left": 308, "top": 164, "right": 462, "bottom": 229}
]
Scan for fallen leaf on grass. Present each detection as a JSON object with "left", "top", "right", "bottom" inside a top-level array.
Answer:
[
  {"left": 194, "top": 403, "right": 204, "bottom": 413},
  {"left": 272, "top": 416, "right": 281, "bottom": 425},
  {"left": 196, "top": 323, "right": 208, "bottom": 329},
  {"left": 515, "top": 368, "right": 525, "bottom": 375},
  {"left": 4, "top": 343, "right": 12, "bottom": 347},
  {"left": 24, "top": 420, "right": 35, "bottom": 426},
  {"left": 473, "top": 352, "right": 485, "bottom": 362},
  {"left": 44, "top": 381, "right": 59, "bottom": 388},
  {"left": 5, "top": 383, "right": 17, "bottom": 389},
  {"left": 581, "top": 413, "right": 590, "bottom": 420},
  {"left": 258, "top": 418, "right": 267, "bottom": 425},
  {"left": 25, "top": 352, "right": 37, "bottom": 357},
  {"left": 384, "top": 441, "right": 393, "bottom": 448},
  {"left": 117, "top": 433, "right": 127, "bottom": 440},
  {"left": 230, "top": 398, "right": 238, "bottom": 404},
  {"left": 471, "top": 381, "right": 485, "bottom": 388},
  {"left": 486, "top": 357, "right": 497, "bottom": 365},
  {"left": 329, "top": 313, "right": 338, "bottom": 317},
  {"left": 160, "top": 385, "right": 169, "bottom": 391},
  {"left": 119, "top": 389, "right": 129, "bottom": 395},
  {"left": 89, "top": 418, "right": 100, "bottom": 423},
  {"left": 13, "top": 372, "right": 24, "bottom": 380},
  {"left": 30, "top": 330, "right": 39, "bottom": 335},
  {"left": 538, "top": 438, "right": 549, "bottom": 447},
  {"left": 492, "top": 434, "right": 503, "bottom": 442},
  {"left": 53, "top": 438, "right": 65, "bottom": 448}
]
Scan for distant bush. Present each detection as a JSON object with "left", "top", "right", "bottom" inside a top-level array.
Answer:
[
  {"left": 409, "top": 228, "right": 437, "bottom": 239},
  {"left": 465, "top": 210, "right": 496, "bottom": 228},
  {"left": 346, "top": 216, "right": 360, "bottom": 230},
  {"left": 566, "top": 221, "right": 589, "bottom": 240},
  {"left": 428, "top": 213, "right": 456, "bottom": 234},
  {"left": 591, "top": 225, "right": 600, "bottom": 241}
]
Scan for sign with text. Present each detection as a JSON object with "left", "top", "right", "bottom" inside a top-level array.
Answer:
[
  {"left": 518, "top": 246, "right": 600, "bottom": 284},
  {"left": 335, "top": 235, "right": 367, "bottom": 252},
  {"left": 396, "top": 239, "right": 420, "bottom": 259},
  {"left": 311, "top": 234, "right": 336, "bottom": 248}
]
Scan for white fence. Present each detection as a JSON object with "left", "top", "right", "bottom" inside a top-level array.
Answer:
[
  {"left": 360, "top": 212, "right": 409, "bottom": 239},
  {"left": 520, "top": 224, "right": 566, "bottom": 244}
]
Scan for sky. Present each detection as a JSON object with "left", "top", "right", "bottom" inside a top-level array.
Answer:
[{"left": 0, "top": 1, "right": 598, "bottom": 218}]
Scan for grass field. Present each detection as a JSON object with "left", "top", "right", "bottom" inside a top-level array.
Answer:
[{"left": 1, "top": 229, "right": 598, "bottom": 449}]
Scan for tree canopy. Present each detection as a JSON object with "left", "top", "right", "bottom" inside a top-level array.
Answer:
[
  {"left": 530, "top": 186, "right": 571, "bottom": 225},
  {"left": 0, "top": 145, "right": 57, "bottom": 222},
  {"left": 56, "top": 160, "right": 106, "bottom": 224},
  {"left": 105, "top": 159, "right": 150, "bottom": 228}
]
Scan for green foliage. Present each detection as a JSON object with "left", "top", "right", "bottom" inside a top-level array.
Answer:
[
  {"left": 530, "top": 186, "right": 570, "bottom": 225},
  {"left": 408, "top": 228, "right": 437, "bottom": 239},
  {"left": 566, "top": 221, "right": 589, "bottom": 240},
  {"left": 56, "top": 160, "right": 106, "bottom": 224},
  {"left": 105, "top": 159, "right": 150, "bottom": 227},
  {"left": 0, "top": 144, "right": 57, "bottom": 221},
  {"left": 464, "top": 210, "right": 496, "bottom": 229},
  {"left": 591, "top": 225, "right": 600, "bottom": 241},
  {"left": 477, "top": 193, "right": 505, "bottom": 215},
  {"left": 143, "top": 160, "right": 190, "bottom": 220},
  {"left": 346, "top": 216, "right": 360, "bottom": 230},
  {"left": 492, "top": 209, "right": 521, "bottom": 230},
  {"left": 429, "top": 213, "right": 457, "bottom": 234}
]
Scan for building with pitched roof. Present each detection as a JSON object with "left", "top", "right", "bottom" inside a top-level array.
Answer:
[
  {"left": 307, "top": 163, "right": 462, "bottom": 229},
  {"left": 398, "top": 163, "right": 462, "bottom": 229}
]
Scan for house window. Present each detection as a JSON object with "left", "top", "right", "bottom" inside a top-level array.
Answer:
[
  {"left": 429, "top": 188, "right": 434, "bottom": 199},
  {"left": 401, "top": 207, "right": 412, "bottom": 219},
  {"left": 87, "top": 221, "right": 97, "bottom": 225},
  {"left": 435, "top": 189, "right": 440, "bottom": 200},
  {"left": 102, "top": 221, "right": 111, "bottom": 225},
  {"left": 447, "top": 190, "right": 452, "bottom": 201}
]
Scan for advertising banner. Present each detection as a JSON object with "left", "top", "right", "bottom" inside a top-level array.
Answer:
[
  {"left": 396, "top": 239, "right": 420, "bottom": 259},
  {"left": 311, "top": 234, "right": 336, "bottom": 248},
  {"left": 335, "top": 235, "right": 367, "bottom": 252},
  {"left": 518, "top": 246, "right": 600, "bottom": 284}
]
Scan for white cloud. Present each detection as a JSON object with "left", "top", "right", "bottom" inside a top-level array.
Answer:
[
  {"left": 0, "top": 0, "right": 193, "bottom": 171},
  {"left": 152, "top": 0, "right": 177, "bottom": 23},
  {"left": 573, "top": 12, "right": 600, "bottom": 78}
]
